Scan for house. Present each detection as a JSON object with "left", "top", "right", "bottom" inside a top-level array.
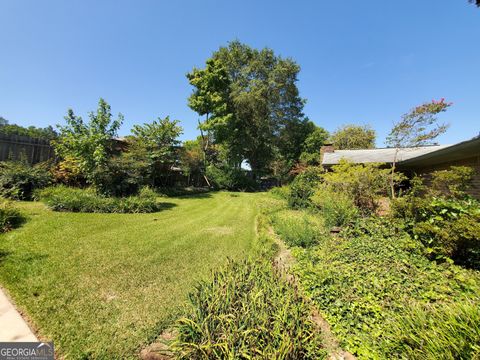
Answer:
[{"left": 321, "top": 136, "right": 480, "bottom": 199}]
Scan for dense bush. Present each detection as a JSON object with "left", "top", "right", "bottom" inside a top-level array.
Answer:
[
  {"left": 38, "top": 186, "right": 162, "bottom": 213},
  {"left": 287, "top": 166, "right": 322, "bottom": 208},
  {"left": 51, "top": 156, "right": 86, "bottom": 187},
  {"left": 206, "top": 164, "right": 257, "bottom": 191},
  {"left": 271, "top": 209, "right": 325, "bottom": 248},
  {"left": 91, "top": 155, "right": 147, "bottom": 197},
  {"left": 310, "top": 185, "right": 359, "bottom": 228},
  {"left": 172, "top": 259, "right": 326, "bottom": 359},
  {"left": 293, "top": 215, "right": 480, "bottom": 358},
  {"left": 0, "top": 161, "right": 52, "bottom": 200},
  {"left": 392, "top": 171, "right": 480, "bottom": 269},
  {"left": 0, "top": 200, "right": 24, "bottom": 232},
  {"left": 322, "top": 160, "right": 393, "bottom": 213},
  {"left": 410, "top": 197, "right": 479, "bottom": 268},
  {"left": 430, "top": 165, "right": 475, "bottom": 199}
]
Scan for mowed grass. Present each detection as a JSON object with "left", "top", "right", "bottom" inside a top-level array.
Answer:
[{"left": 0, "top": 192, "right": 262, "bottom": 359}]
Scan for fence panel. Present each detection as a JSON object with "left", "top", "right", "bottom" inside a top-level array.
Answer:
[{"left": 0, "top": 133, "right": 55, "bottom": 164}]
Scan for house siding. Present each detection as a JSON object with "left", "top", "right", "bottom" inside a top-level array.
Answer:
[{"left": 408, "top": 155, "right": 480, "bottom": 199}]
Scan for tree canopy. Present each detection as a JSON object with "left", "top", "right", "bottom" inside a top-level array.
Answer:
[
  {"left": 386, "top": 99, "right": 451, "bottom": 149},
  {"left": 330, "top": 124, "right": 376, "bottom": 150},
  {"left": 0, "top": 116, "right": 57, "bottom": 140},
  {"left": 53, "top": 98, "right": 123, "bottom": 184},
  {"left": 187, "top": 40, "right": 312, "bottom": 178}
]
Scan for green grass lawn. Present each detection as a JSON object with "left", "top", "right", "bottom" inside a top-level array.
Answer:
[{"left": 0, "top": 192, "right": 262, "bottom": 359}]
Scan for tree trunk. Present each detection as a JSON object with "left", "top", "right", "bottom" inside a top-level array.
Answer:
[{"left": 390, "top": 149, "right": 399, "bottom": 199}]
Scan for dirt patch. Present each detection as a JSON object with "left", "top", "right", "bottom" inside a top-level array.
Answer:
[{"left": 140, "top": 329, "right": 177, "bottom": 360}]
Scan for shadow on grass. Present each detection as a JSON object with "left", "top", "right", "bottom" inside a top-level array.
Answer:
[
  {"left": 0, "top": 250, "right": 11, "bottom": 265},
  {"left": 156, "top": 202, "right": 178, "bottom": 211},
  {"left": 165, "top": 192, "right": 214, "bottom": 200}
]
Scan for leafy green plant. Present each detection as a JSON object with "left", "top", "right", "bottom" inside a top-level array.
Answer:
[
  {"left": 411, "top": 197, "right": 480, "bottom": 268},
  {"left": 172, "top": 259, "right": 326, "bottom": 359},
  {"left": 292, "top": 215, "right": 480, "bottom": 358},
  {"left": 430, "top": 165, "right": 475, "bottom": 199},
  {"left": 37, "top": 185, "right": 162, "bottom": 213},
  {"left": 206, "top": 164, "right": 256, "bottom": 191},
  {"left": 91, "top": 154, "right": 148, "bottom": 197},
  {"left": 322, "top": 160, "right": 394, "bottom": 213},
  {"left": 52, "top": 98, "right": 123, "bottom": 187},
  {"left": 287, "top": 166, "right": 322, "bottom": 208},
  {"left": 0, "top": 161, "right": 52, "bottom": 200},
  {"left": 51, "top": 156, "right": 86, "bottom": 187},
  {"left": 271, "top": 209, "right": 325, "bottom": 248},
  {"left": 310, "top": 185, "right": 359, "bottom": 228},
  {"left": 392, "top": 172, "right": 480, "bottom": 269},
  {"left": 0, "top": 200, "right": 24, "bottom": 232}
]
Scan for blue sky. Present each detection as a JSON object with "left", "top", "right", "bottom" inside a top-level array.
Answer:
[{"left": 1, "top": 0, "right": 479, "bottom": 146}]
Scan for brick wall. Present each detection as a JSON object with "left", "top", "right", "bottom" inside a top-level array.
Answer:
[{"left": 409, "top": 155, "right": 480, "bottom": 199}]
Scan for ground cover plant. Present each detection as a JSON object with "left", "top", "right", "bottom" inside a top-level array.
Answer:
[
  {"left": 0, "top": 192, "right": 260, "bottom": 358},
  {"left": 291, "top": 216, "right": 480, "bottom": 359},
  {"left": 37, "top": 185, "right": 163, "bottom": 213}
]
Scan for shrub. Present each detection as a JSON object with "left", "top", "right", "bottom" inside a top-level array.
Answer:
[
  {"left": 38, "top": 185, "right": 162, "bottom": 213},
  {"left": 172, "top": 259, "right": 326, "bottom": 359},
  {"left": 91, "top": 155, "right": 147, "bottom": 197},
  {"left": 268, "top": 185, "right": 290, "bottom": 200},
  {"left": 0, "top": 161, "right": 52, "bottom": 200},
  {"left": 0, "top": 200, "right": 24, "bottom": 232},
  {"left": 322, "top": 160, "right": 394, "bottom": 213},
  {"left": 392, "top": 174, "right": 480, "bottom": 269},
  {"left": 206, "top": 164, "right": 256, "bottom": 191},
  {"left": 311, "top": 185, "right": 359, "bottom": 228},
  {"left": 430, "top": 165, "right": 475, "bottom": 199},
  {"left": 271, "top": 210, "right": 325, "bottom": 248},
  {"left": 411, "top": 197, "right": 480, "bottom": 268},
  {"left": 51, "top": 156, "right": 86, "bottom": 187},
  {"left": 287, "top": 166, "right": 322, "bottom": 208}
]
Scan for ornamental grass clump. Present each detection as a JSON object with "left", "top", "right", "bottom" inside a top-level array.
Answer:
[
  {"left": 172, "top": 259, "right": 326, "bottom": 359},
  {"left": 271, "top": 209, "right": 325, "bottom": 248},
  {"left": 37, "top": 185, "right": 161, "bottom": 213}
]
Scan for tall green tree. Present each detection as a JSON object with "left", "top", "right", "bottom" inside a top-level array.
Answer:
[
  {"left": 330, "top": 124, "right": 376, "bottom": 150},
  {"left": 53, "top": 98, "right": 123, "bottom": 184},
  {"left": 187, "top": 41, "right": 306, "bottom": 178},
  {"left": 186, "top": 58, "right": 232, "bottom": 169}
]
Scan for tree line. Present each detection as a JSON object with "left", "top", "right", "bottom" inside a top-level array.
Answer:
[{"left": 1, "top": 40, "right": 450, "bottom": 193}]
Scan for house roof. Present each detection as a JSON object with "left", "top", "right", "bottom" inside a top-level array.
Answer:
[
  {"left": 398, "top": 136, "right": 480, "bottom": 168},
  {"left": 322, "top": 145, "right": 451, "bottom": 166}
]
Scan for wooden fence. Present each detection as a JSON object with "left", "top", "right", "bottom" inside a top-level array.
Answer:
[{"left": 0, "top": 133, "right": 55, "bottom": 164}]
